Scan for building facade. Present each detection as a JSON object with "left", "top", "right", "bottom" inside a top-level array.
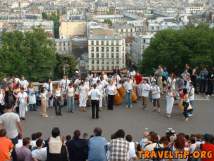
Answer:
[
  {"left": 55, "top": 38, "right": 72, "bottom": 55},
  {"left": 88, "top": 35, "right": 126, "bottom": 72}
]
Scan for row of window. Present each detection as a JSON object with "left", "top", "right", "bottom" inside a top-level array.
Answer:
[
  {"left": 89, "top": 54, "right": 120, "bottom": 58},
  {"left": 90, "top": 66, "right": 121, "bottom": 70},
  {"left": 90, "top": 61, "right": 120, "bottom": 64},
  {"left": 90, "top": 40, "right": 121, "bottom": 46},
  {"left": 90, "top": 47, "right": 121, "bottom": 52}
]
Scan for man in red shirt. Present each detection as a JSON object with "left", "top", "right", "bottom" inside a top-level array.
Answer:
[{"left": 0, "top": 129, "right": 14, "bottom": 161}]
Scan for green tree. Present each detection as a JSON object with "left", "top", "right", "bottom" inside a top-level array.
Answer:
[
  {"left": 0, "top": 28, "right": 57, "bottom": 81},
  {"left": 54, "top": 54, "right": 77, "bottom": 79},
  {"left": 104, "top": 19, "right": 113, "bottom": 26},
  {"left": 141, "top": 24, "right": 214, "bottom": 75},
  {"left": 42, "top": 12, "right": 60, "bottom": 38}
]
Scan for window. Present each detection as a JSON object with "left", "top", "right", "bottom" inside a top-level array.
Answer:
[
  {"left": 116, "top": 53, "right": 119, "bottom": 58},
  {"left": 91, "top": 41, "right": 94, "bottom": 45},
  {"left": 96, "top": 53, "right": 99, "bottom": 58},
  {"left": 97, "top": 60, "right": 99, "bottom": 64},
  {"left": 91, "top": 53, "right": 94, "bottom": 58},
  {"left": 91, "top": 47, "right": 94, "bottom": 51},
  {"left": 111, "top": 47, "right": 114, "bottom": 52},
  {"left": 96, "top": 47, "right": 99, "bottom": 52},
  {"left": 106, "top": 47, "right": 109, "bottom": 52},
  {"left": 111, "top": 53, "right": 114, "bottom": 58},
  {"left": 116, "top": 47, "right": 119, "bottom": 52},
  {"left": 92, "top": 60, "right": 94, "bottom": 64},
  {"left": 101, "top": 41, "right": 104, "bottom": 45},
  {"left": 101, "top": 47, "right": 104, "bottom": 52}
]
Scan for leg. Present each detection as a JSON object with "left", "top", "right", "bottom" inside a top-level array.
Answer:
[
  {"left": 71, "top": 97, "right": 75, "bottom": 112},
  {"left": 157, "top": 99, "right": 160, "bottom": 112},
  {"left": 96, "top": 100, "right": 99, "bottom": 119},
  {"left": 67, "top": 97, "right": 71, "bottom": 112},
  {"left": 91, "top": 100, "right": 95, "bottom": 119}
]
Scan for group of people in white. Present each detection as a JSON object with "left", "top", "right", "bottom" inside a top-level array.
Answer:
[{"left": 0, "top": 69, "right": 195, "bottom": 121}]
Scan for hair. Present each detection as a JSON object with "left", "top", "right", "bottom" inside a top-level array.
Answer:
[
  {"left": 83, "top": 133, "right": 88, "bottom": 139},
  {"left": 31, "top": 133, "right": 37, "bottom": 140},
  {"left": 160, "top": 136, "right": 170, "bottom": 146},
  {"left": 94, "top": 127, "right": 102, "bottom": 136},
  {"left": 114, "top": 129, "right": 125, "bottom": 139},
  {"left": 126, "top": 135, "right": 133, "bottom": 142},
  {"left": 93, "top": 84, "right": 97, "bottom": 89},
  {"left": 0, "top": 129, "right": 6, "bottom": 137},
  {"left": 174, "top": 133, "right": 186, "bottom": 150},
  {"left": 183, "top": 88, "right": 188, "bottom": 95},
  {"left": 190, "top": 136, "right": 196, "bottom": 144},
  {"left": 51, "top": 127, "right": 60, "bottom": 138},
  {"left": 73, "top": 130, "right": 81, "bottom": 139},
  {"left": 40, "top": 87, "right": 45, "bottom": 93},
  {"left": 66, "top": 135, "right": 71, "bottom": 141},
  {"left": 203, "top": 134, "right": 214, "bottom": 143},
  {"left": 36, "top": 139, "right": 43, "bottom": 148},
  {"left": 149, "top": 131, "right": 159, "bottom": 143},
  {"left": 36, "top": 132, "right": 42, "bottom": 139},
  {"left": 23, "top": 137, "right": 31, "bottom": 146}
]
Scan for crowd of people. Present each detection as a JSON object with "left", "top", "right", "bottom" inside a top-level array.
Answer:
[
  {"left": 0, "top": 125, "right": 214, "bottom": 161},
  {"left": 0, "top": 64, "right": 213, "bottom": 121}
]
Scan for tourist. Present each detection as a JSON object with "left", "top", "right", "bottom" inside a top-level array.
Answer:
[
  {"left": 17, "top": 87, "right": 28, "bottom": 120},
  {"left": 15, "top": 137, "right": 32, "bottom": 161},
  {"left": 67, "top": 83, "right": 75, "bottom": 113},
  {"left": 28, "top": 82, "right": 37, "bottom": 111},
  {"left": 126, "top": 134, "right": 137, "bottom": 161},
  {"left": 0, "top": 129, "right": 14, "bottom": 161},
  {"left": 40, "top": 87, "right": 48, "bottom": 118},
  {"left": 150, "top": 81, "right": 161, "bottom": 112},
  {"left": 88, "top": 84, "right": 101, "bottom": 119},
  {"left": 97, "top": 80, "right": 104, "bottom": 110},
  {"left": 200, "top": 134, "right": 214, "bottom": 161},
  {"left": 166, "top": 86, "right": 175, "bottom": 118},
  {"left": 109, "top": 129, "right": 129, "bottom": 161},
  {"left": 141, "top": 79, "right": 150, "bottom": 110},
  {"left": 47, "top": 127, "right": 68, "bottom": 161},
  {"left": 0, "top": 87, "right": 5, "bottom": 115},
  {"left": 107, "top": 80, "right": 117, "bottom": 110},
  {"left": 19, "top": 76, "right": 29, "bottom": 92},
  {"left": 53, "top": 84, "right": 62, "bottom": 116},
  {"left": 88, "top": 128, "right": 108, "bottom": 161},
  {"left": 67, "top": 130, "right": 88, "bottom": 161},
  {"left": 144, "top": 131, "right": 163, "bottom": 151},
  {"left": 182, "top": 88, "right": 192, "bottom": 121},
  {"left": 32, "top": 139, "right": 47, "bottom": 161},
  {"left": 0, "top": 103, "right": 23, "bottom": 145},
  {"left": 60, "top": 75, "right": 70, "bottom": 105}
]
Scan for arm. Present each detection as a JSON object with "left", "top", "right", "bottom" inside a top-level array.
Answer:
[{"left": 16, "top": 120, "right": 23, "bottom": 138}]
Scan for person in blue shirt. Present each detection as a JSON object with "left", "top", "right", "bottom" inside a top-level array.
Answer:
[{"left": 88, "top": 127, "right": 108, "bottom": 161}]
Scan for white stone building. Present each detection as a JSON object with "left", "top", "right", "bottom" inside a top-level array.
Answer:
[
  {"left": 55, "top": 38, "right": 72, "bottom": 55},
  {"left": 131, "top": 33, "right": 155, "bottom": 64},
  {"left": 88, "top": 35, "right": 126, "bottom": 72}
]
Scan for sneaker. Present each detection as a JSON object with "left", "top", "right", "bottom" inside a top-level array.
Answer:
[{"left": 185, "top": 118, "right": 189, "bottom": 121}]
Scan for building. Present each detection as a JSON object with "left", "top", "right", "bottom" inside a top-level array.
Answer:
[
  {"left": 131, "top": 33, "right": 155, "bottom": 64},
  {"left": 59, "top": 21, "right": 87, "bottom": 38},
  {"left": 88, "top": 35, "right": 126, "bottom": 72},
  {"left": 55, "top": 38, "right": 72, "bottom": 55}
]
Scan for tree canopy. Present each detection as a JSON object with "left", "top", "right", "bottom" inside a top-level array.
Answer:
[
  {"left": 141, "top": 24, "right": 214, "bottom": 75},
  {"left": 0, "top": 28, "right": 77, "bottom": 81}
]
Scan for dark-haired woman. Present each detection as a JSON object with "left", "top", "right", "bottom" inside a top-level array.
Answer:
[{"left": 182, "top": 88, "right": 192, "bottom": 121}]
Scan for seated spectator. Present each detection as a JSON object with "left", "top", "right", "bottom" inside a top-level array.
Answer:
[
  {"left": 126, "top": 134, "right": 137, "bottom": 161},
  {"left": 139, "top": 131, "right": 151, "bottom": 149},
  {"left": 31, "top": 132, "right": 43, "bottom": 150},
  {"left": 67, "top": 130, "right": 88, "bottom": 161},
  {"left": 88, "top": 127, "right": 108, "bottom": 161},
  {"left": 144, "top": 131, "right": 163, "bottom": 151},
  {"left": 0, "top": 129, "right": 14, "bottom": 161},
  {"left": 65, "top": 135, "right": 71, "bottom": 147},
  {"left": 109, "top": 129, "right": 129, "bottom": 161},
  {"left": 200, "top": 134, "right": 214, "bottom": 161},
  {"left": 15, "top": 137, "right": 32, "bottom": 161},
  {"left": 32, "top": 139, "right": 47, "bottom": 161},
  {"left": 46, "top": 127, "right": 68, "bottom": 161}
]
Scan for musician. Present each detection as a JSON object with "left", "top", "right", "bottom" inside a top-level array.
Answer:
[
  {"left": 124, "top": 78, "right": 133, "bottom": 108},
  {"left": 107, "top": 80, "right": 117, "bottom": 110},
  {"left": 141, "top": 80, "right": 151, "bottom": 110},
  {"left": 150, "top": 81, "right": 161, "bottom": 112}
]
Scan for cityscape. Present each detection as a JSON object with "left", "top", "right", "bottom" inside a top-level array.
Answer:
[{"left": 0, "top": 0, "right": 213, "bottom": 73}]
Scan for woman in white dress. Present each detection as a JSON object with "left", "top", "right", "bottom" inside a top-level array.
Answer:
[
  {"left": 79, "top": 81, "right": 88, "bottom": 112},
  {"left": 17, "top": 87, "right": 28, "bottom": 120},
  {"left": 166, "top": 86, "right": 175, "bottom": 118},
  {"left": 40, "top": 87, "right": 48, "bottom": 118}
]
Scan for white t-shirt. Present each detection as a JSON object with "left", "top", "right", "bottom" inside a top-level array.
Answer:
[
  {"left": 32, "top": 147, "right": 47, "bottom": 161},
  {"left": 151, "top": 85, "right": 161, "bottom": 99},
  {"left": 67, "top": 87, "right": 74, "bottom": 97},
  {"left": 128, "top": 142, "right": 137, "bottom": 159},
  {"left": 0, "top": 112, "right": 20, "bottom": 138},
  {"left": 107, "top": 85, "right": 117, "bottom": 95},
  {"left": 17, "top": 92, "right": 28, "bottom": 105},
  {"left": 141, "top": 83, "right": 151, "bottom": 97}
]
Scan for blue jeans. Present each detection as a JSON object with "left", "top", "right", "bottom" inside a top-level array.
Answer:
[
  {"left": 67, "top": 96, "right": 75, "bottom": 112},
  {"left": 126, "top": 91, "right": 132, "bottom": 108}
]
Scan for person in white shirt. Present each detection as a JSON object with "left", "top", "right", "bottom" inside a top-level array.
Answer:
[
  {"left": 141, "top": 80, "right": 151, "bottom": 109},
  {"left": 188, "top": 82, "right": 195, "bottom": 117},
  {"left": 17, "top": 87, "right": 28, "bottom": 120},
  {"left": 107, "top": 80, "right": 117, "bottom": 110},
  {"left": 0, "top": 105, "right": 23, "bottom": 145},
  {"left": 124, "top": 78, "right": 133, "bottom": 108},
  {"left": 88, "top": 84, "right": 101, "bottom": 119},
  {"left": 126, "top": 135, "right": 137, "bottom": 161},
  {"left": 28, "top": 83, "right": 37, "bottom": 111},
  {"left": 53, "top": 84, "right": 62, "bottom": 116},
  {"left": 0, "top": 88, "right": 5, "bottom": 114},
  {"left": 60, "top": 75, "right": 70, "bottom": 106},
  {"left": 19, "top": 76, "right": 29, "bottom": 92},
  {"left": 67, "top": 83, "right": 75, "bottom": 113},
  {"left": 32, "top": 139, "right": 47, "bottom": 161},
  {"left": 150, "top": 81, "right": 161, "bottom": 112},
  {"left": 166, "top": 86, "right": 175, "bottom": 118}
]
